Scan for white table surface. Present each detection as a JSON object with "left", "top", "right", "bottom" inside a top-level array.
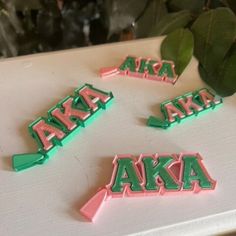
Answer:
[{"left": 1, "top": 37, "right": 236, "bottom": 236}]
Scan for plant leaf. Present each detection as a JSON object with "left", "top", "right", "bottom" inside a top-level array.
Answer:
[
  {"left": 191, "top": 8, "right": 236, "bottom": 74},
  {"left": 198, "top": 44, "right": 236, "bottom": 97},
  {"left": 161, "top": 28, "right": 193, "bottom": 76},
  {"left": 149, "top": 10, "right": 192, "bottom": 36},
  {"left": 207, "top": 0, "right": 225, "bottom": 9},
  {"left": 135, "top": 0, "right": 167, "bottom": 38},
  {"left": 198, "top": 64, "right": 235, "bottom": 96},
  {"left": 224, "top": 0, "right": 236, "bottom": 14},
  {"left": 167, "top": 0, "right": 205, "bottom": 14},
  {"left": 217, "top": 44, "right": 236, "bottom": 95}
]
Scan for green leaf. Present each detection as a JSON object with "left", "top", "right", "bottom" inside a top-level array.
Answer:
[
  {"left": 198, "top": 44, "right": 236, "bottom": 97},
  {"left": 224, "top": 0, "right": 236, "bottom": 14},
  {"left": 217, "top": 44, "right": 236, "bottom": 95},
  {"left": 149, "top": 10, "right": 192, "bottom": 36},
  {"left": 219, "top": 60, "right": 236, "bottom": 95},
  {"left": 191, "top": 8, "right": 236, "bottom": 73},
  {"left": 168, "top": 0, "right": 205, "bottom": 14},
  {"left": 207, "top": 0, "right": 225, "bottom": 9},
  {"left": 161, "top": 28, "right": 193, "bottom": 76},
  {"left": 198, "top": 64, "right": 235, "bottom": 96},
  {"left": 135, "top": 0, "right": 167, "bottom": 38}
]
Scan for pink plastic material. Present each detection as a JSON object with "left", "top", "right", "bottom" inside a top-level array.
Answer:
[
  {"left": 178, "top": 153, "right": 216, "bottom": 193},
  {"left": 100, "top": 67, "right": 120, "bottom": 78},
  {"left": 177, "top": 96, "right": 203, "bottom": 116},
  {"left": 198, "top": 89, "right": 221, "bottom": 108},
  {"left": 79, "top": 87, "right": 111, "bottom": 111},
  {"left": 80, "top": 188, "right": 108, "bottom": 222},
  {"left": 80, "top": 153, "right": 216, "bottom": 223},
  {"left": 51, "top": 98, "right": 90, "bottom": 131},
  {"left": 100, "top": 56, "right": 178, "bottom": 84},
  {"left": 32, "top": 120, "right": 65, "bottom": 151},
  {"left": 164, "top": 103, "right": 185, "bottom": 123},
  {"left": 107, "top": 154, "right": 144, "bottom": 198}
]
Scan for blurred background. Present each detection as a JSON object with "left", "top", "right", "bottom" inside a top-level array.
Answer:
[{"left": 0, "top": 0, "right": 234, "bottom": 58}]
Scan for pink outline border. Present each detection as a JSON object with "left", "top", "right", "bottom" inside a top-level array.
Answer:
[
  {"left": 178, "top": 152, "right": 217, "bottom": 193},
  {"left": 100, "top": 55, "right": 178, "bottom": 84},
  {"left": 80, "top": 153, "right": 216, "bottom": 222},
  {"left": 106, "top": 154, "right": 144, "bottom": 198}
]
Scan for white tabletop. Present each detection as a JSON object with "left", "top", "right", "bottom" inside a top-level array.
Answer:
[{"left": 1, "top": 37, "right": 236, "bottom": 236}]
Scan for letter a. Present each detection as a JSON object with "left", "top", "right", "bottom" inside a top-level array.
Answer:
[
  {"left": 78, "top": 85, "right": 112, "bottom": 112},
  {"left": 163, "top": 102, "right": 185, "bottom": 123},
  {"left": 119, "top": 56, "right": 137, "bottom": 73},
  {"left": 30, "top": 119, "right": 65, "bottom": 151},
  {"left": 111, "top": 157, "right": 142, "bottom": 193},
  {"left": 181, "top": 154, "right": 216, "bottom": 191}
]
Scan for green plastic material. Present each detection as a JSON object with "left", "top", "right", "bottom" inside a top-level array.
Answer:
[
  {"left": 138, "top": 59, "right": 157, "bottom": 75},
  {"left": 142, "top": 156, "right": 179, "bottom": 190},
  {"left": 119, "top": 56, "right": 137, "bottom": 73},
  {"left": 147, "top": 88, "right": 222, "bottom": 130},
  {"left": 12, "top": 153, "right": 45, "bottom": 171},
  {"left": 182, "top": 156, "right": 213, "bottom": 189},
  {"left": 147, "top": 116, "right": 170, "bottom": 129},
  {"left": 111, "top": 158, "right": 142, "bottom": 193},
  {"left": 158, "top": 61, "right": 175, "bottom": 79},
  {"left": 12, "top": 84, "right": 114, "bottom": 172}
]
